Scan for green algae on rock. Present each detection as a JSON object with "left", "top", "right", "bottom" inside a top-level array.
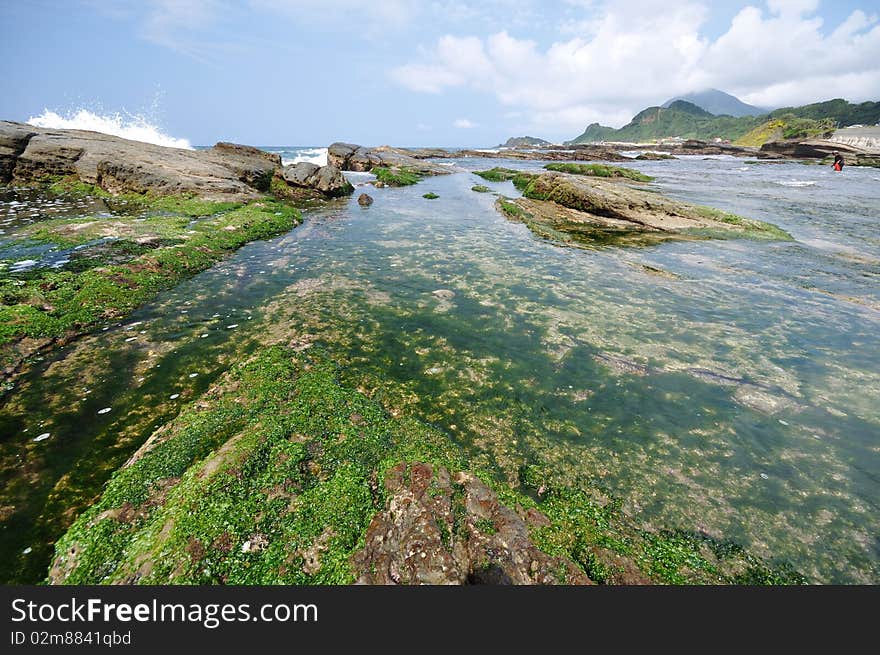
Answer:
[
  {"left": 544, "top": 162, "right": 655, "bottom": 182},
  {"left": 0, "top": 181, "right": 300, "bottom": 376},
  {"left": 48, "top": 346, "right": 803, "bottom": 585},
  {"left": 482, "top": 168, "right": 792, "bottom": 248},
  {"left": 373, "top": 166, "right": 423, "bottom": 187}
]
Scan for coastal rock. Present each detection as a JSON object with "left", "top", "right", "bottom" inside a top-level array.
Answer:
[
  {"left": 280, "top": 162, "right": 353, "bottom": 197},
  {"left": 357, "top": 193, "right": 373, "bottom": 206},
  {"left": 760, "top": 138, "right": 879, "bottom": 166},
  {"left": 0, "top": 120, "right": 283, "bottom": 199},
  {"left": 498, "top": 170, "right": 790, "bottom": 246},
  {"left": 350, "top": 462, "right": 591, "bottom": 585},
  {"left": 328, "top": 142, "right": 452, "bottom": 177},
  {"left": 0, "top": 122, "right": 37, "bottom": 182}
]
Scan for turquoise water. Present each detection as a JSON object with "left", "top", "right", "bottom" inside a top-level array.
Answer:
[{"left": 1, "top": 154, "right": 878, "bottom": 583}]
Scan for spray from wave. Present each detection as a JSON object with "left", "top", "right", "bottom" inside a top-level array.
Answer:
[
  {"left": 27, "top": 109, "right": 193, "bottom": 150},
  {"left": 280, "top": 147, "right": 328, "bottom": 167}
]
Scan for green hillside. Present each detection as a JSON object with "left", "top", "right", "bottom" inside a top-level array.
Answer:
[
  {"left": 568, "top": 98, "right": 879, "bottom": 145},
  {"left": 769, "top": 98, "right": 880, "bottom": 126}
]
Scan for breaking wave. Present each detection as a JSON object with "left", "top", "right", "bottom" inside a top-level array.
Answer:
[{"left": 26, "top": 109, "right": 193, "bottom": 150}]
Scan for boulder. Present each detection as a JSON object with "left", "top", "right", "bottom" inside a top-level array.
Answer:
[
  {"left": 280, "top": 162, "right": 353, "bottom": 197},
  {"left": 328, "top": 142, "right": 452, "bottom": 176},
  {"left": 281, "top": 162, "right": 321, "bottom": 186},
  {"left": 357, "top": 193, "right": 373, "bottom": 206},
  {"left": 350, "top": 462, "right": 591, "bottom": 585}
]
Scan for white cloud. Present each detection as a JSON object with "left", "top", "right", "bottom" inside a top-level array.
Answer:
[
  {"left": 454, "top": 118, "right": 477, "bottom": 128},
  {"left": 391, "top": 0, "right": 880, "bottom": 133}
]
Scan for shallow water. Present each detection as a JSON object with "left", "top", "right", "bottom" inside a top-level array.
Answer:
[{"left": 1, "top": 156, "right": 878, "bottom": 583}]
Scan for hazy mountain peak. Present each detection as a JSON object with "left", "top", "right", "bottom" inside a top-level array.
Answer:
[{"left": 662, "top": 89, "right": 766, "bottom": 117}]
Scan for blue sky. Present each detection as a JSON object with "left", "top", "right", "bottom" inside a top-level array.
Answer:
[{"left": 1, "top": 0, "right": 878, "bottom": 146}]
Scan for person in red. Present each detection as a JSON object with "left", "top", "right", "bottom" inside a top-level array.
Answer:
[{"left": 832, "top": 153, "right": 844, "bottom": 171}]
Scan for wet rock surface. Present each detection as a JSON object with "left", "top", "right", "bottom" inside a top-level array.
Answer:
[
  {"left": 500, "top": 170, "right": 789, "bottom": 245},
  {"left": 351, "top": 462, "right": 591, "bottom": 585},
  {"left": 328, "top": 142, "right": 452, "bottom": 176}
]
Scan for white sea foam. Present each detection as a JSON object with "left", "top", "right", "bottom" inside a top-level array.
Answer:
[
  {"left": 27, "top": 109, "right": 193, "bottom": 149},
  {"left": 776, "top": 180, "right": 817, "bottom": 188},
  {"left": 282, "top": 147, "right": 328, "bottom": 167},
  {"left": 9, "top": 259, "right": 38, "bottom": 272}
]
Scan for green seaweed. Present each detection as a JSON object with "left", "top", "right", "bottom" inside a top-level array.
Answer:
[
  {"left": 373, "top": 167, "right": 422, "bottom": 187},
  {"left": 0, "top": 194, "right": 300, "bottom": 353},
  {"left": 48, "top": 347, "right": 803, "bottom": 586},
  {"left": 544, "top": 163, "right": 654, "bottom": 182}
]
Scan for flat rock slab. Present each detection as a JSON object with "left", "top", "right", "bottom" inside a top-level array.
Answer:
[
  {"left": 502, "top": 171, "right": 790, "bottom": 246},
  {"left": 328, "top": 142, "right": 454, "bottom": 176},
  {"left": 1, "top": 120, "right": 281, "bottom": 200}
]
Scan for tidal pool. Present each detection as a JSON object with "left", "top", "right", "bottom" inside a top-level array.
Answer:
[{"left": 1, "top": 156, "right": 878, "bottom": 583}]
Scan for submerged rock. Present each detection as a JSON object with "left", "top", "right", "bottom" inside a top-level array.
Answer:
[{"left": 357, "top": 193, "right": 373, "bottom": 206}]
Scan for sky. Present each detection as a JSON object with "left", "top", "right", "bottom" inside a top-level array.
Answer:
[{"left": 1, "top": 0, "right": 879, "bottom": 146}]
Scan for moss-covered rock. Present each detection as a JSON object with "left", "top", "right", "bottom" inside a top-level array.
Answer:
[
  {"left": 48, "top": 347, "right": 803, "bottom": 585},
  {"left": 0, "top": 181, "right": 300, "bottom": 377},
  {"left": 496, "top": 171, "right": 792, "bottom": 248},
  {"left": 544, "top": 162, "right": 654, "bottom": 182}
]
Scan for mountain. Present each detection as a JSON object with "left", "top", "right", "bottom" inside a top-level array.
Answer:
[
  {"left": 497, "top": 136, "right": 551, "bottom": 148},
  {"left": 567, "top": 98, "right": 880, "bottom": 145},
  {"left": 662, "top": 89, "right": 765, "bottom": 117},
  {"left": 567, "top": 100, "right": 761, "bottom": 144}
]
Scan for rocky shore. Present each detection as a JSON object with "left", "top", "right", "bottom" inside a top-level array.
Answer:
[
  {"left": 48, "top": 347, "right": 801, "bottom": 585},
  {"left": 1, "top": 120, "right": 352, "bottom": 199},
  {"left": 0, "top": 121, "right": 355, "bottom": 384}
]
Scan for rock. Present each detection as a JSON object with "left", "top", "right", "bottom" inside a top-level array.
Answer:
[
  {"left": 498, "top": 170, "right": 790, "bottom": 246},
  {"left": 760, "top": 138, "right": 879, "bottom": 166},
  {"left": 0, "top": 122, "right": 37, "bottom": 183},
  {"left": 350, "top": 461, "right": 591, "bottom": 585},
  {"left": 327, "top": 142, "right": 452, "bottom": 177},
  {"left": 635, "top": 152, "right": 676, "bottom": 160},
  {"left": 279, "top": 162, "right": 353, "bottom": 197},
  {"left": 281, "top": 162, "right": 321, "bottom": 186},
  {"left": 357, "top": 193, "right": 373, "bottom": 206},
  {"left": 0, "top": 120, "right": 283, "bottom": 199}
]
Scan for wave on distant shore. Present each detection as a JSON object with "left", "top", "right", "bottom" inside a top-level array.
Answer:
[{"left": 26, "top": 109, "right": 193, "bottom": 150}]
